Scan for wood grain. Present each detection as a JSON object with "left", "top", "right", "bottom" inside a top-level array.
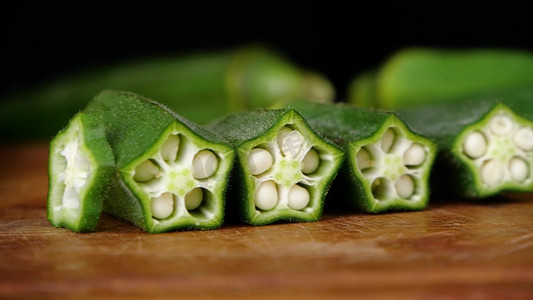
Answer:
[{"left": 1, "top": 143, "right": 532, "bottom": 299}]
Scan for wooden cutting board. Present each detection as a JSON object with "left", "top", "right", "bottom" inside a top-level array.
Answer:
[{"left": 1, "top": 143, "right": 532, "bottom": 299}]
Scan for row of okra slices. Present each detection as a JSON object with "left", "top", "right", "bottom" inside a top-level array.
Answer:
[{"left": 48, "top": 90, "right": 533, "bottom": 233}]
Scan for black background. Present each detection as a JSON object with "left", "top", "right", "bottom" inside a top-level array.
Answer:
[{"left": 2, "top": 1, "right": 532, "bottom": 100}]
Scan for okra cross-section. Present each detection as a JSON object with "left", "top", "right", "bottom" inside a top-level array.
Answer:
[
  {"left": 454, "top": 104, "right": 533, "bottom": 196},
  {"left": 397, "top": 98, "right": 533, "bottom": 198},
  {"left": 208, "top": 109, "right": 344, "bottom": 225},
  {"left": 47, "top": 112, "right": 114, "bottom": 232},
  {"left": 86, "top": 90, "right": 234, "bottom": 233},
  {"left": 291, "top": 102, "right": 436, "bottom": 213}
]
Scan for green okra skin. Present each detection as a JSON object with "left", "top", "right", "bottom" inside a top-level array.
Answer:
[
  {"left": 47, "top": 112, "right": 114, "bottom": 232},
  {"left": 85, "top": 90, "right": 234, "bottom": 233},
  {"left": 290, "top": 102, "right": 437, "bottom": 213},
  {"left": 0, "top": 46, "right": 335, "bottom": 140},
  {"left": 396, "top": 93, "right": 533, "bottom": 198},
  {"left": 207, "top": 108, "right": 344, "bottom": 225},
  {"left": 347, "top": 48, "right": 533, "bottom": 109}
]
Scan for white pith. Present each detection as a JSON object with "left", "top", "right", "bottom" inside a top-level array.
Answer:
[
  {"left": 356, "top": 126, "right": 429, "bottom": 202},
  {"left": 132, "top": 133, "right": 220, "bottom": 221},
  {"left": 247, "top": 125, "right": 334, "bottom": 213},
  {"left": 460, "top": 112, "right": 533, "bottom": 188},
  {"left": 55, "top": 123, "right": 91, "bottom": 212}
]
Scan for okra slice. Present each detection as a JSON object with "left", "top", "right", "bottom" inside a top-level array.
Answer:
[
  {"left": 397, "top": 98, "right": 533, "bottom": 197},
  {"left": 86, "top": 90, "right": 234, "bottom": 233},
  {"left": 207, "top": 109, "right": 344, "bottom": 225},
  {"left": 291, "top": 102, "right": 436, "bottom": 213},
  {"left": 47, "top": 112, "right": 114, "bottom": 232}
]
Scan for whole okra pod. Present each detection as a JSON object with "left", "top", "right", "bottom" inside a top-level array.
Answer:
[
  {"left": 348, "top": 48, "right": 533, "bottom": 109},
  {"left": 1, "top": 46, "right": 334, "bottom": 140},
  {"left": 290, "top": 102, "right": 436, "bottom": 213},
  {"left": 207, "top": 109, "right": 344, "bottom": 225},
  {"left": 396, "top": 93, "right": 533, "bottom": 198},
  {"left": 84, "top": 90, "right": 235, "bottom": 233}
]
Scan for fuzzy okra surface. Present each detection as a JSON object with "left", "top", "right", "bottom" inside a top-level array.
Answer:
[
  {"left": 291, "top": 102, "right": 436, "bottom": 213},
  {"left": 84, "top": 90, "right": 234, "bottom": 233},
  {"left": 208, "top": 108, "right": 344, "bottom": 225},
  {"left": 397, "top": 95, "right": 533, "bottom": 198},
  {"left": 47, "top": 112, "right": 114, "bottom": 232}
]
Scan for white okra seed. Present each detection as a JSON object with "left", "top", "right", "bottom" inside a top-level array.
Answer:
[
  {"left": 134, "top": 160, "right": 160, "bottom": 182},
  {"left": 281, "top": 130, "right": 305, "bottom": 158},
  {"left": 490, "top": 114, "right": 514, "bottom": 136},
  {"left": 288, "top": 185, "right": 310, "bottom": 210},
  {"left": 356, "top": 147, "right": 373, "bottom": 170},
  {"left": 395, "top": 174, "right": 415, "bottom": 199},
  {"left": 160, "top": 135, "right": 180, "bottom": 162},
  {"left": 247, "top": 148, "right": 274, "bottom": 175},
  {"left": 192, "top": 150, "right": 218, "bottom": 179},
  {"left": 185, "top": 188, "right": 203, "bottom": 211},
  {"left": 462, "top": 131, "right": 488, "bottom": 158},
  {"left": 255, "top": 181, "right": 278, "bottom": 211},
  {"left": 301, "top": 148, "right": 320, "bottom": 174},
  {"left": 509, "top": 157, "right": 529, "bottom": 182},
  {"left": 277, "top": 127, "right": 293, "bottom": 150},
  {"left": 513, "top": 127, "right": 533, "bottom": 151},
  {"left": 151, "top": 192, "right": 174, "bottom": 219},
  {"left": 481, "top": 160, "right": 504, "bottom": 186},
  {"left": 381, "top": 128, "right": 396, "bottom": 153},
  {"left": 403, "top": 143, "right": 426, "bottom": 166}
]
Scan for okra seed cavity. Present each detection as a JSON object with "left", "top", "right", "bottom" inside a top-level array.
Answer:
[
  {"left": 490, "top": 115, "right": 514, "bottom": 136},
  {"left": 481, "top": 160, "right": 504, "bottom": 186},
  {"left": 247, "top": 148, "right": 274, "bottom": 175},
  {"left": 255, "top": 181, "right": 278, "bottom": 211},
  {"left": 513, "top": 127, "right": 533, "bottom": 151},
  {"left": 288, "top": 185, "right": 310, "bottom": 210},
  {"left": 301, "top": 148, "right": 320, "bottom": 174},
  {"left": 371, "top": 177, "right": 390, "bottom": 200},
  {"left": 356, "top": 147, "right": 373, "bottom": 170},
  {"left": 185, "top": 188, "right": 203, "bottom": 211},
  {"left": 277, "top": 127, "right": 293, "bottom": 151},
  {"left": 463, "top": 131, "right": 488, "bottom": 158},
  {"left": 134, "top": 160, "right": 160, "bottom": 182},
  {"left": 381, "top": 128, "right": 396, "bottom": 153},
  {"left": 403, "top": 143, "right": 426, "bottom": 166},
  {"left": 509, "top": 157, "right": 529, "bottom": 182},
  {"left": 151, "top": 192, "right": 174, "bottom": 220},
  {"left": 192, "top": 150, "right": 219, "bottom": 179},
  {"left": 160, "top": 135, "right": 180, "bottom": 162},
  {"left": 395, "top": 174, "right": 415, "bottom": 199}
]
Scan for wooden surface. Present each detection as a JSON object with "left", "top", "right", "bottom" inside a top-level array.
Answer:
[{"left": 1, "top": 144, "right": 533, "bottom": 299}]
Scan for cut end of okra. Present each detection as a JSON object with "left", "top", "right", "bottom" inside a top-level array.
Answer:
[
  {"left": 241, "top": 112, "right": 343, "bottom": 225},
  {"left": 125, "top": 123, "right": 233, "bottom": 233},
  {"left": 351, "top": 116, "right": 436, "bottom": 212},
  {"left": 455, "top": 104, "right": 533, "bottom": 196},
  {"left": 47, "top": 113, "right": 113, "bottom": 232}
]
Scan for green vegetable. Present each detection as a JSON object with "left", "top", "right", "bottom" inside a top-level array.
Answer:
[
  {"left": 0, "top": 46, "right": 334, "bottom": 140},
  {"left": 396, "top": 93, "right": 533, "bottom": 198},
  {"left": 347, "top": 48, "right": 533, "bottom": 109},
  {"left": 85, "top": 90, "right": 235, "bottom": 233},
  {"left": 207, "top": 108, "right": 344, "bottom": 225},
  {"left": 290, "top": 102, "right": 436, "bottom": 213},
  {"left": 47, "top": 112, "right": 114, "bottom": 232}
]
